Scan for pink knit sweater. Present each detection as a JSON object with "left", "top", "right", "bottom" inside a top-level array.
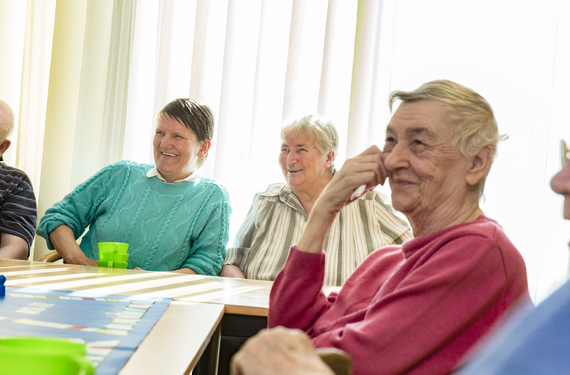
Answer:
[{"left": 268, "top": 216, "right": 531, "bottom": 375}]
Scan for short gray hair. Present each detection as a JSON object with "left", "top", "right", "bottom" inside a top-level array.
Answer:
[
  {"left": 280, "top": 114, "right": 338, "bottom": 172},
  {"left": 0, "top": 100, "right": 15, "bottom": 143},
  {"left": 389, "top": 79, "right": 505, "bottom": 198}
]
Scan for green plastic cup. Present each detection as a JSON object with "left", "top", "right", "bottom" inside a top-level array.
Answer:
[
  {"left": 98, "top": 242, "right": 129, "bottom": 253},
  {"left": 98, "top": 242, "right": 129, "bottom": 268},
  {"left": 113, "top": 261, "right": 128, "bottom": 269},
  {"left": 97, "top": 260, "right": 112, "bottom": 268},
  {"left": 112, "top": 253, "right": 129, "bottom": 262},
  {"left": 99, "top": 251, "right": 114, "bottom": 261},
  {"left": 0, "top": 337, "right": 95, "bottom": 375}
]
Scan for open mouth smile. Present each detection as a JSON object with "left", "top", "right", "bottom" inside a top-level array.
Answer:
[
  {"left": 288, "top": 169, "right": 302, "bottom": 173},
  {"left": 162, "top": 152, "right": 178, "bottom": 157}
]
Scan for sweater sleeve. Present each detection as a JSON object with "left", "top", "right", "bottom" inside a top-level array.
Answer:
[
  {"left": 223, "top": 192, "right": 259, "bottom": 269},
  {"left": 180, "top": 185, "right": 232, "bottom": 275},
  {"left": 270, "top": 235, "right": 525, "bottom": 375},
  {"left": 268, "top": 247, "right": 335, "bottom": 331},
  {"left": 37, "top": 163, "right": 127, "bottom": 249}
]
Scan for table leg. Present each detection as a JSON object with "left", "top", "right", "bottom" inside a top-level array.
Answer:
[{"left": 194, "top": 322, "right": 221, "bottom": 375}]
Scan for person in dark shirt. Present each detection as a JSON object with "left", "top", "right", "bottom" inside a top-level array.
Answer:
[{"left": 0, "top": 100, "right": 37, "bottom": 259}]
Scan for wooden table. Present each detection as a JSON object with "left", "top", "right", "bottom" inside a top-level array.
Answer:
[
  {"left": 122, "top": 301, "right": 223, "bottom": 375},
  {"left": 0, "top": 259, "right": 271, "bottom": 375},
  {"left": 0, "top": 259, "right": 272, "bottom": 316}
]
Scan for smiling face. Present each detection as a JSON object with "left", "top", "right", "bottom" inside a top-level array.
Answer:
[
  {"left": 383, "top": 100, "right": 474, "bottom": 223},
  {"left": 153, "top": 115, "right": 210, "bottom": 183},
  {"left": 278, "top": 133, "right": 333, "bottom": 195}
]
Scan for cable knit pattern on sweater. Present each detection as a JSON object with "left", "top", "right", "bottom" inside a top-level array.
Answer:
[{"left": 37, "top": 160, "right": 231, "bottom": 275}]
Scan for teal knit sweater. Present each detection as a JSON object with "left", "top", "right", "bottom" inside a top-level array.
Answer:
[{"left": 37, "top": 160, "right": 231, "bottom": 275}]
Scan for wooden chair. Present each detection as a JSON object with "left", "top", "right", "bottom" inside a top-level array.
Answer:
[
  {"left": 317, "top": 348, "right": 353, "bottom": 375},
  {"left": 37, "top": 250, "right": 62, "bottom": 262}
]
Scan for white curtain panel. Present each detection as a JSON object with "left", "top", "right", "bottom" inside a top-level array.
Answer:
[
  {"left": 100, "top": 0, "right": 137, "bottom": 168},
  {"left": 11, "top": 0, "right": 57, "bottom": 194},
  {"left": 2, "top": 0, "right": 569, "bottom": 299}
]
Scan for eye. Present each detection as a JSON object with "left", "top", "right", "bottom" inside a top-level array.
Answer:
[
  {"left": 411, "top": 139, "right": 424, "bottom": 146},
  {"left": 175, "top": 135, "right": 184, "bottom": 139},
  {"left": 155, "top": 130, "right": 164, "bottom": 136},
  {"left": 385, "top": 136, "right": 396, "bottom": 143},
  {"left": 299, "top": 148, "right": 307, "bottom": 152},
  {"left": 281, "top": 147, "right": 289, "bottom": 152}
]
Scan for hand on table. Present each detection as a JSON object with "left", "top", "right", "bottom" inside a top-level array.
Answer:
[{"left": 230, "top": 327, "right": 334, "bottom": 375}]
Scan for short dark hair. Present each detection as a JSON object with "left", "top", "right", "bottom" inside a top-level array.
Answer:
[{"left": 157, "top": 98, "right": 215, "bottom": 168}]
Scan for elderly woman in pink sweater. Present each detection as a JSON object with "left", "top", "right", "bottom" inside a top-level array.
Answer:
[{"left": 232, "top": 80, "right": 531, "bottom": 375}]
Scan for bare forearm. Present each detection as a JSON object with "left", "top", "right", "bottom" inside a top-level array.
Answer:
[
  {"left": 0, "top": 244, "right": 28, "bottom": 260},
  {"left": 220, "top": 264, "right": 246, "bottom": 278},
  {"left": 49, "top": 225, "right": 96, "bottom": 266},
  {"left": 171, "top": 267, "right": 198, "bottom": 275},
  {"left": 0, "top": 233, "right": 29, "bottom": 260}
]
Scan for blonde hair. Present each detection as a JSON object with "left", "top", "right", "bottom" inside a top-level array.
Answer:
[
  {"left": 389, "top": 80, "right": 506, "bottom": 197},
  {"left": 280, "top": 114, "right": 338, "bottom": 172}
]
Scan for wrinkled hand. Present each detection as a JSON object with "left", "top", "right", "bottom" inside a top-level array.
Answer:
[
  {"left": 316, "top": 145, "right": 387, "bottom": 219},
  {"left": 297, "top": 146, "right": 388, "bottom": 254},
  {"left": 230, "top": 327, "right": 333, "bottom": 375}
]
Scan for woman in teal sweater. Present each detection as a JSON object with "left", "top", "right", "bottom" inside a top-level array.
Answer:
[{"left": 37, "top": 99, "right": 231, "bottom": 275}]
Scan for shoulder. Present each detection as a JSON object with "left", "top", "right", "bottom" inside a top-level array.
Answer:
[
  {"left": 107, "top": 160, "right": 153, "bottom": 175},
  {"left": 0, "top": 163, "right": 33, "bottom": 188},
  {"left": 442, "top": 216, "right": 507, "bottom": 243},
  {"left": 260, "top": 182, "right": 287, "bottom": 197},
  {"left": 194, "top": 175, "right": 231, "bottom": 202},
  {"left": 98, "top": 160, "right": 154, "bottom": 184},
  {"left": 407, "top": 216, "right": 521, "bottom": 265}
]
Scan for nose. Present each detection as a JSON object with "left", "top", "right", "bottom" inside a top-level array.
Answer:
[
  {"left": 551, "top": 164, "right": 570, "bottom": 195},
  {"left": 383, "top": 143, "right": 409, "bottom": 171},
  {"left": 160, "top": 135, "right": 173, "bottom": 149},
  {"left": 286, "top": 151, "right": 297, "bottom": 168}
]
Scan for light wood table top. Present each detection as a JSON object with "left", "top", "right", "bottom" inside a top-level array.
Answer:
[
  {"left": 120, "top": 301, "right": 223, "bottom": 375},
  {"left": 0, "top": 259, "right": 272, "bottom": 316}
]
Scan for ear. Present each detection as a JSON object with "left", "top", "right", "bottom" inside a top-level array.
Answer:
[
  {"left": 0, "top": 139, "right": 11, "bottom": 155},
  {"left": 324, "top": 151, "right": 335, "bottom": 168},
  {"left": 466, "top": 145, "right": 492, "bottom": 186},
  {"left": 197, "top": 140, "right": 212, "bottom": 158}
]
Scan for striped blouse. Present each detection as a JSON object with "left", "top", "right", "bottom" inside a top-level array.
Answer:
[{"left": 224, "top": 183, "right": 412, "bottom": 286}]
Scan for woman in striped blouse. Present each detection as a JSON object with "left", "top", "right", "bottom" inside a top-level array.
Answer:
[{"left": 221, "top": 114, "right": 411, "bottom": 286}]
